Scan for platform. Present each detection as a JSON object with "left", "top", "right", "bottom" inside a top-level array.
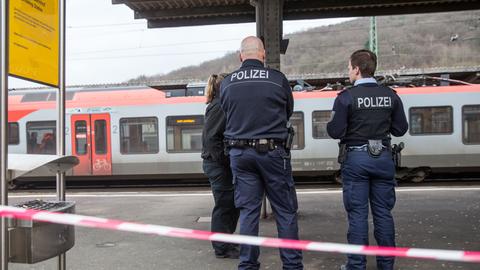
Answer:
[{"left": 7, "top": 185, "right": 480, "bottom": 270}]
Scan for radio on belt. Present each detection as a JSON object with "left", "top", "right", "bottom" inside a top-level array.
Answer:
[{"left": 8, "top": 200, "right": 76, "bottom": 264}]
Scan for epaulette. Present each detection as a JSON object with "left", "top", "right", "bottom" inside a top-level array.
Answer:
[
  {"left": 337, "top": 85, "right": 355, "bottom": 95},
  {"left": 337, "top": 89, "right": 347, "bottom": 96},
  {"left": 383, "top": 85, "right": 397, "bottom": 93},
  {"left": 267, "top": 67, "right": 282, "bottom": 74}
]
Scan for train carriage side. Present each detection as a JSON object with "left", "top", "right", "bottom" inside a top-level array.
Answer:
[
  {"left": 290, "top": 91, "right": 339, "bottom": 175},
  {"left": 393, "top": 86, "right": 480, "bottom": 174},
  {"left": 8, "top": 91, "right": 73, "bottom": 159},
  {"left": 110, "top": 96, "right": 207, "bottom": 178},
  {"left": 6, "top": 84, "right": 480, "bottom": 182},
  {"left": 290, "top": 85, "right": 480, "bottom": 181}
]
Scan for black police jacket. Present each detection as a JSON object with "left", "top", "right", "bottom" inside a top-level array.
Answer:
[
  {"left": 327, "top": 82, "right": 408, "bottom": 146},
  {"left": 201, "top": 97, "right": 229, "bottom": 165},
  {"left": 220, "top": 59, "right": 293, "bottom": 140}
]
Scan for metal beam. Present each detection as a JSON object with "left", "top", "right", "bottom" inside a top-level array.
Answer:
[
  {"left": 135, "top": 4, "right": 253, "bottom": 19},
  {"left": 112, "top": 0, "right": 161, "bottom": 4},
  {"left": 284, "top": 1, "right": 480, "bottom": 20},
  {"left": 259, "top": 0, "right": 283, "bottom": 70},
  {"left": 283, "top": 0, "right": 477, "bottom": 9},
  {"left": 147, "top": 15, "right": 254, "bottom": 28},
  {"left": 116, "top": 0, "right": 480, "bottom": 29}
]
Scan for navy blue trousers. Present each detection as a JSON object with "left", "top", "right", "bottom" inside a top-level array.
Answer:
[
  {"left": 341, "top": 150, "right": 396, "bottom": 270},
  {"left": 203, "top": 160, "right": 240, "bottom": 255},
  {"left": 229, "top": 147, "right": 303, "bottom": 270}
]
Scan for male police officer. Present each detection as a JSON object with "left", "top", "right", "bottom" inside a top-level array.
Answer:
[
  {"left": 221, "top": 36, "right": 303, "bottom": 270},
  {"left": 327, "top": 49, "right": 408, "bottom": 270}
]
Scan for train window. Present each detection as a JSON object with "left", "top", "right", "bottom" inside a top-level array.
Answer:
[
  {"left": 120, "top": 117, "right": 159, "bottom": 154},
  {"left": 26, "top": 121, "right": 56, "bottom": 155},
  {"left": 8, "top": 123, "right": 19, "bottom": 145},
  {"left": 312, "top": 110, "right": 331, "bottom": 139},
  {"left": 47, "top": 92, "right": 76, "bottom": 101},
  {"left": 95, "top": 120, "right": 107, "bottom": 154},
  {"left": 21, "top": 93, "right": 49, "bottom": 102},
  {"left": 21, "top": 92, "right": 76, "bottom": 103},
  {"left": 409, "top": 106, "right": 453, "bottom": 135},
  {"left": 166, "top": 115, "right": 204, "bottom": 152},
  {"left": 463, "top": 105, "right": 480, "bottom": 144},
  {"left": 75, "top": 121, "right": 88, "bottom": 155},
  {"left": 290, "top": 112, "right": 305, "bottom": 150}
]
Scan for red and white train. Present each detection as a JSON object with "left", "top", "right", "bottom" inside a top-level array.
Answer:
[{"left": 6, "top": 83, "right": 480, "bottom": 181}]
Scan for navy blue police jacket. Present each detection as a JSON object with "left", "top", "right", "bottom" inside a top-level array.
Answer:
[
  {"left": 220, "top": 59, "right": 293, "bottom": 140},
  {"left": 326, "top": 81, "right": 408, "bottom": 146}
]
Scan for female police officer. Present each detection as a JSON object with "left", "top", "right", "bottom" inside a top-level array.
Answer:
[
  {"left": 201, "top": 74, "right": 240, "bottom": 259},
  {"left": 327, "top": 50, "right": 408, "bottom": 270}
]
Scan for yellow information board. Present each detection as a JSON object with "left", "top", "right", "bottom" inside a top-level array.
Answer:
[{"left": 9, "top": 0, "right": 59, "bottom": 87}]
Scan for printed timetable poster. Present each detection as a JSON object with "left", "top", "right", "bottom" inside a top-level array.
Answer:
[{"left": 9, "top": 0, "right": 59, "bottom": 87}]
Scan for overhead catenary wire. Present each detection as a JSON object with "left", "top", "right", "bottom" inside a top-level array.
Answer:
[
  {"left": 71, "top": 38, "right": 240, "bottom": 55},
  {"left": 66, "top": 17, "right": 478, "bottom": 39},
  {"left": 65, "top": 17, "right": 479, "bottom": 58},
  {"left": 68, "top": 22, "right": 145, "bottom": 28},
  {"left": 68, "top": 38, "right": 480, "bottom": 61},
  {"left": 69, "top": 49, "right": 236, "bottom": 61}
]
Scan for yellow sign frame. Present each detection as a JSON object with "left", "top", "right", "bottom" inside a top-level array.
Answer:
[{"left": 9, "top": 0, "right": 59, "bottom": 87}]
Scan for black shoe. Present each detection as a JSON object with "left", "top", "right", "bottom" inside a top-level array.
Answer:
[{"left": 215, "top": 248, "right": 239, "bottom": 259}]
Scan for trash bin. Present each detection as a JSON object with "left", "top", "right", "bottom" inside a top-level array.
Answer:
[{"left": 8, "top": 200, "right": 75, "bottom": 264}]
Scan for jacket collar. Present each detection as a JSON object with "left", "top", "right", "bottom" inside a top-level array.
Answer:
[
  {"left": 354, "top": 77, "right": 377, "bottom": 86},
  {"left": 241, "top": 59, "right": 264, "bottom": 68}
]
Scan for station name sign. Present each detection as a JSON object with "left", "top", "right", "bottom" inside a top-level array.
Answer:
[{"left": 9, "top": 0, "right": 59, "bottom": 87}]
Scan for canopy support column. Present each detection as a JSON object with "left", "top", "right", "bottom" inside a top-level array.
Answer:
[{"left": 253, "top": 0, "right": 284, "bottom": 70}]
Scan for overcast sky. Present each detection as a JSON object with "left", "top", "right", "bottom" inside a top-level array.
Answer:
[{"left": 10, "top": 0, "right": 353, "bottom": 88}]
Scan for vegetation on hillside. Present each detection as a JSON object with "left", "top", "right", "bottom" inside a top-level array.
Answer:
[{"left": 127, "top": 10, "right": 480, "bottom": 84}]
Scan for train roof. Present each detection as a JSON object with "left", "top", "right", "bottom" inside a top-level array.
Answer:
[
  {"left": 6, "top": 84, "right": 480, "bottom": 122},
  {"left": 8, "top": 84, "right": 480, "bottom": 106}
]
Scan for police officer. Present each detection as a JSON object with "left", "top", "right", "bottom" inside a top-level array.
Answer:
[
  {"left": 202, "top": 73, "right": 240, "bottom": 259},
  {"left": 327, "top": 49, "right": 408, "bottom": 270},
  {"left": 220, "top": 36, "right": 303, "bottom": 270}
]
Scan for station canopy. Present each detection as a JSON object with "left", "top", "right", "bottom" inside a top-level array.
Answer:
[{"left": 113, "top": 0, "right": 480, "bottom": 28}]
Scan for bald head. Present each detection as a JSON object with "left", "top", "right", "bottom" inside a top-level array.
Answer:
[{"left": 240, "top": 36, "right": 265, "bottom": 63}]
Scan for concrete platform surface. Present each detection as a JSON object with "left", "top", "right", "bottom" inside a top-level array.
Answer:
[{"left": 6, "top": 185, "right": 480, "bottom": 270}]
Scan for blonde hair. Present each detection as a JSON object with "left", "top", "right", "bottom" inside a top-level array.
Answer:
[{"left": 205, "top": 73, "right": 226, "bottom": 104}]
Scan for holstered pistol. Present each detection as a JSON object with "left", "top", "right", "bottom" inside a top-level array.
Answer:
[{"left": 338, "top": 143, "right": 347, "bottom": 164}]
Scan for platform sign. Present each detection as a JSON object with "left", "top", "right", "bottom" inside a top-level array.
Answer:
[{"left": 9, "top": 0, "right": 59, "bottom": 87}]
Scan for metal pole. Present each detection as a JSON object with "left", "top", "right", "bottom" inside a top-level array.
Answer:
[
  {"left": 254, "top": 0, "right": 269, "bottom": 219},
  {"left": 0, "top": 0, "right": 9, "bottom": 268},
  {"left": 369, "top": 16, "right": 378, "bottom": 55},
  {"left": 57, "top": 0, "right": 66, "bottom": 269}
]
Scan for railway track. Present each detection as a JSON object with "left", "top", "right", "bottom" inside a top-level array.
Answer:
[{"left": 9, "top": 174, "right": 480, "bottom": 191}]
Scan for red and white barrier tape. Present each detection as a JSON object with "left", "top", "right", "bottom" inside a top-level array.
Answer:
[{"left": 1, "top": 205, "right": 479, "bottom": 263}]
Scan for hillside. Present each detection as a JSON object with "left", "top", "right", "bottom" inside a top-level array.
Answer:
[{"left": 127, "top": 10, "right": 480, "bottom": 83}]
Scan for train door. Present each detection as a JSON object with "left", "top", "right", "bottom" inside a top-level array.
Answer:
[{"left": 71, "top": 114, "right": 112, "bottom": 176}]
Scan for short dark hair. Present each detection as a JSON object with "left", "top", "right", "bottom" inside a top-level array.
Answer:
[{"left": 350, "top": 49, "right": 377, "bottom": 77}]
